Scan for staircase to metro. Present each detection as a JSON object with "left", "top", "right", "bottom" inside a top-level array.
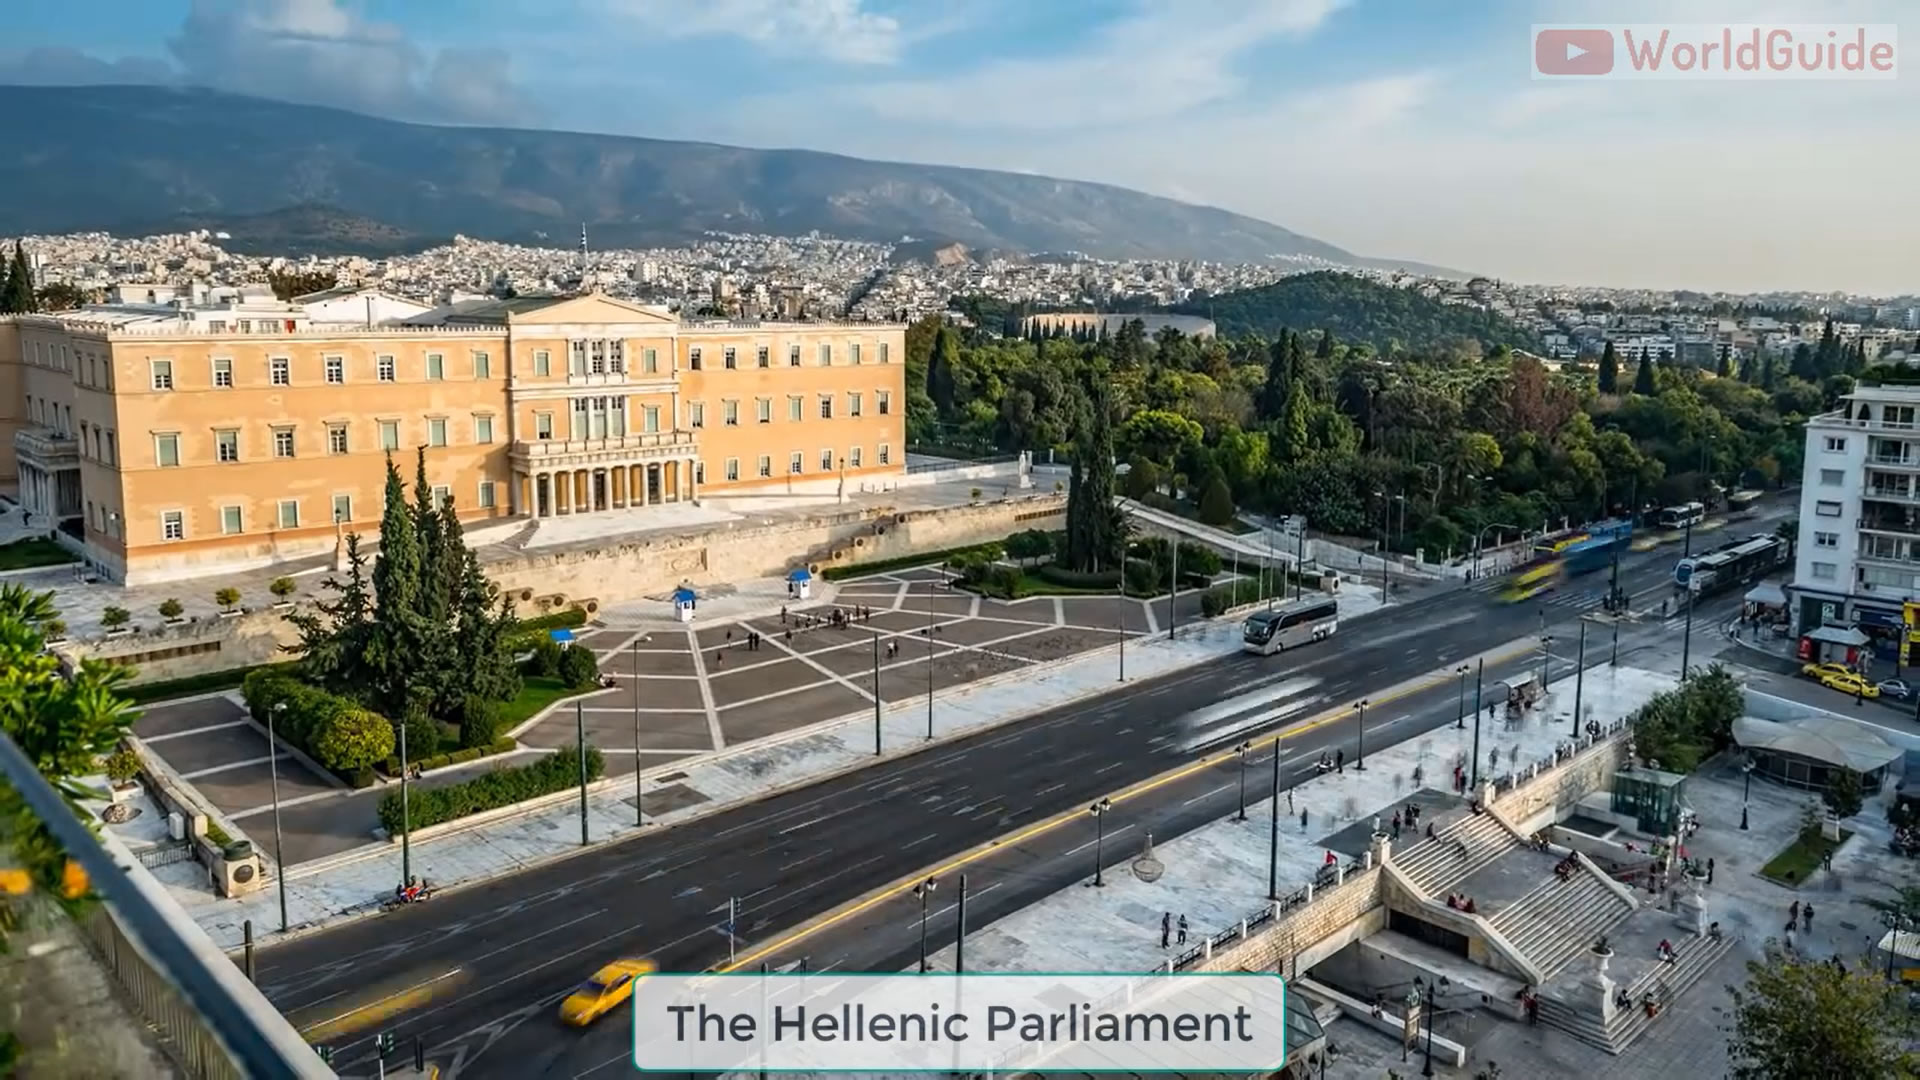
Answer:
[
  {"left": 1393, "top": 813, "right": 1522, "bottom": 898},
  {"left": 1489, "top": 864, "right": 1636, "bottom": 982},
  {"left": 1534, "top": 933, "right": 1738, "bottom": 1054}
]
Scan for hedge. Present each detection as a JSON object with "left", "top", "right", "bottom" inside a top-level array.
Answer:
[
  {"left": 387, "top": 736, "right": 518, "bottom": 776},
  {"left": 127, "top": 661, "right": 297, "bottom": 705},
  {"left": 822, "top": 541, "right": 1007, "bottom": 581},
  {"left": 506, "top": 607, "right": 589, "bottom": 652},
  {"left": 241, "top": 669, "right": 393, "bottom": 777},
  {"left": 378, "top": 743, "right": 602, "bottom": 834},
  {"left": 1035, "top": 565, "right": 1122, "bottom": 590}
]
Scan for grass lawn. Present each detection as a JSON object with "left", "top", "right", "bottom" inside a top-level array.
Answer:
[
  {"left": 1760, "top": 829, "right": 1852, "bottom": 886},
  {"left": 498, "top": 676, "right": 594, "bottom": 728},
  {"left": 0, "top": 537, "right": 77, "bottom": 571}
]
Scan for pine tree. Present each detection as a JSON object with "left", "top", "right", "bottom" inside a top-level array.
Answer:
[
  {"left": 1066, "top": 382, "right": 1121, "bottom": 572},
  {"left": 1760, "top": 352, "right": 1778, "bottom": 390},
  {"left": 1315, "top": 329, "right": 1336, "bottom": 360},
  {"left": 1260, "top": 332, "right": 1292, "bottom": 421},
  {"left": 0, "top": 241, "right": 35, "bottom": 314},
  {"left": 287, "top": 533, "right": 375, "bottom": 692},
  {"left": 1716, "top": 350, "right": 1733, "bottom": 378},
  {"left": 1597, "top": 341, "right": 1619, "bottom": 393},
  {"left": 1790, "top": 342, "right": 1815, "bottom": 380},
  {"left": 367, "top": 456, "right": 428, "bottom": 721},
  {"left": 927, "top": 326, "right": 958, "bottom": 416},
  {"left": 1632, "top": 355, "right": 1657, "bottom": 395}
]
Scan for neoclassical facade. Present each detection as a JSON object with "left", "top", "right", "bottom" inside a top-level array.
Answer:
[{"left": 0, "top": 293, "right": 907, "bottom": 584}]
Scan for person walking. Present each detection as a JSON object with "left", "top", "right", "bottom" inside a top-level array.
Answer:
[
  {"left": 1176, "top": 915, "right": 1189, "bottom": 946},
  {"left": 1299, "top": 807, "right": 1309, "bottom": 833},
  {"left": 1160, "top": 912, "right": 1171, "bottom": 949},
  {"left": 1790, "top": 900, "right": 1800, "bottom": 926},
  {"left": 1802, "top": 903, "right": 1814, "bottom": 932},
  {"left": 1336, "top": 749, "right": 1345, "bottom": 775},
  {"left": 1706, "top": 857, "right": 1715, "bottom": 885}
]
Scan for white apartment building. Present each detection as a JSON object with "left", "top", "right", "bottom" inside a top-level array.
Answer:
[{"left": 1791, "top": 383, "right": 1920, "bottom": 660}]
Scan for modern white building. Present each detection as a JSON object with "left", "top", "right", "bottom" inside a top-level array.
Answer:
[{"left": 1791, "top": 382, "right": 1920, "bottom": 661}]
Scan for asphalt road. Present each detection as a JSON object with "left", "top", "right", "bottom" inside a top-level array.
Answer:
[{"left": 253, "top": 513, "right": 1788, "bottom": 1079}]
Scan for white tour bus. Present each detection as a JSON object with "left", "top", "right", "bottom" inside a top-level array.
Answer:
[{"left": 1242, "top": 597, "right": 1340, "bottom": 656}]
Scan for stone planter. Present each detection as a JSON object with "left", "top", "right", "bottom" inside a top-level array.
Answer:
[
  {"left": 108, "top": 781, "right": 141, "bottom": 805},
  {"left": 105, "top": 627, "right": 131, "bottom": 638},
  {"left": 217, "top": 609, "right": 243, "bottom": 619},
  {"left": 272, "top": 601, "right": 294, "bottom": 613}
]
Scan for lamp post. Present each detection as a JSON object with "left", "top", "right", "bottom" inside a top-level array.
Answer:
[
  {"left": 1373, "top": 491, "right": 1391, "bottom": 599},
  {"left": 1267, "top": 741, "right": 1283, "bottom": 900},
  {"left": 1415, "top": 975, "right": 1449, "bottom": 1077},
  {"left": 954, "top": 874, "right": 968, "bottom": 974},
  {"left": 1354, "top": 699, "right": 1369, "bottom": 772},
  {"left": 1540, "top": 632, "right": 1554, "bottom": 691},
  {"left": 1088, "top": 798, "right": 1114, "bottom": 886},
  {"left": 1168, "top": 539, "right": 1180, "bottom": 641},
  {"left": 1453, "top": 665, "right": 1469, "bottom": 729},
  {"left": 872, "top": 630, "right": 883, "bottom": 755},
  {"left": 926, "top": 573, "right": 937, "bottom": 739},
  {"left": 1572, "top": 621, "right": 1587, "bottom": 737},
  {"left": 1471, "top": 658, "right": 1484, "bottom": 789},
  {"left": 1740, "top": 756, "right": 1754, "bottom": 830},
  {"left": 398, "top": 709, "right": 412, "bottom": 888},
  {"left": 1611, "top": 614, "right": 1620, "bottom": 667},
  {"left": 632, "top": 638, "right": 644, "bottom": 826},
  {"left": 576, "top": 700, "right": 589, "bottom": 847},
  {"left": 268, "top": 702, "right": 289, "bottom": 933},
  {"left": 913, "top": 877, "right": 937, "bottom": 972},
  {"left": 1117, "top": 576, "right": 1127, "bottom": 682},
  {"left": 1234, "top": 742, "right": 1252, "bottom": 822},
  {"left": 1472, "top": 522, "right": 1522, "bottom": 580}
]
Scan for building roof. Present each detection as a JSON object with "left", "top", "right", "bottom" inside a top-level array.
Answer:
[
  {"left": 1806, "top": 625, "right": 1871, "bottom": 647},
  {"left": 1732, "top": 715, "right": 1901, "bottom": 773}
]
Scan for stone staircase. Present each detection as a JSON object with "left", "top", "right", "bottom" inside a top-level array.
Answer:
[
  {"left": 1490, "top": 866, "right": 1636, "bottom": 980},
  {"left": 1393, "top": 813, "right": 1521, "bottom": 898},
  {"left": 1535, "top": 933, "right": 1738, "bottom": 1054}
]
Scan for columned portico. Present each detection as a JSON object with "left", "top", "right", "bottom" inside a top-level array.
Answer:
[
  {"left": 510, "top": 431, "right": 700, "bottom": 520},
  {"left": 13, "top": 427, "right": 81, "bottom": 522}
]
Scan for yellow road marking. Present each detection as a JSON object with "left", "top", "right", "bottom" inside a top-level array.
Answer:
[
  {"left": 296, "top": 969, "right": 466, "bottom": 1043},
  {"left": 718, "top": 637, "right": 1539, "bottom": 973}
]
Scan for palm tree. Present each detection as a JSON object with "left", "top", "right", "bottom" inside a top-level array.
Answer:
[{"left": 0, "top": 583, "right": 57, "bottom": 626}]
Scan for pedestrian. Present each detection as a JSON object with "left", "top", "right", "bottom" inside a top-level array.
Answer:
[
  {"left": 1790, "top": 900, "right": 1800, "bottom": 925},
  {"left": 1802, "top": 903, "right": 1813, "bottom": 931},
  {"left": 1176, "top": 915, "right": 1188, "bottom": 945},
  {"left": 1286, "top": 788, "right": 1294, "bottom": 814},
  {"left": 1299, "top": 807, "right": 1309, "bottom": 833},
  {"left": 1822, "top": 849, "right": 1834, "bottom": 872},
  {"left": 1784, "top": 925, "right": 1796, "bottom": 951},
  {"left": 1336, "top": 749, "right": 1345, "bottom": 774},
  {"left": 1706, "top": 857, "right": 1714, "bottom": 885},
  {"left": 1161, "top": 912, "right": 1171, "bottom": 949},
  {"left": 1392, "top": 810, "right": 1403, "bottom": 832},
  {"left": 781, "top": 605, "right": 788, "bottom": 624}
]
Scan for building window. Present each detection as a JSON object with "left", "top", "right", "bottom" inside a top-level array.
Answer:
[
  {"left": 756, "top": 346, "right": 769, "bottom": 368},
  {"left": 333, "top": 494, "right": 352, "bottom": 523},
  {"left": 432, "top": 485, "right": 450, "bottom": 508},
  {"left": 850, "top": 343, "right": 862, "bottom": 366},
  {"left": 428, "top": 418, "right": 448, "bottom": 447},
  {"left": 695, "top": 461, "right": 706, "bottom": 485},
  {"left": 1814, "top": 531, "right": 1839, "bottom": 548},
  {"left": 819, "top": 395, "right": 834, "bottom": 420},
  {"left": 278, "top": 500, "right": 300, "bottom": 529},
  {"left": 689, "top": 347, "right": 703, "bottom": 371},
  {"left": 609, "top": 341, "right": 624, "bottom": 373},
  {"left": 426, "top": 353, "right": 445, "bottom": 380},
  {"left": 474, "top": 351, "right": 491, "bottom": 379},
  {"left": 643, "top": 347, "right": 658, "bottom": 374},
  {"left": 788, "top": 395, "right": 803, "bottom": 422},
  {"left": 757, "top": 455, "right": 771, "bottom": 478},
  {"left": 724, "top": 400, "right": 739, "bottom": 426},
  {"left": 1824, "top": 436, "right": 1847, "bottom": 452},
  {"left": 535, "top": 412, "right": 553, "bottom": 439},
  {"left": 752, "top": 397, "right": 769, "bottom": 424},
  {"left": 162, "top": 510, "right": 185, "bottom": 541},
  {"left": 790, "top": 451, "right": 803, "bottom": 475},
  {"left": 221, "top": 505, "right": 243, "bottom": 535},
  {"left": 155, "top": 433, "right": 181, "bottom": 467},
  {"left": 1811, "top": 561, "right": 1837, "bottom": 580},
  {"left": 379, "top": 419, "right": 400, "bottom": 450},
  {"left": 725, "top": 458, "right": 740, "bottom": 481},
  {"left": 328, "top": 424, "right": 350, "bottom": 455},
  {"left": 1815, "top": 500, "right": 1842, "bottom": 517},
  {"left": 474, "top": 415, "right": 494, "bottom": 444},
  {"left": 879, "top": 443, "right": 891, "bottom": 466},
  {"left": 724, "top": 347, "right": 737, "bottom": 370},
  {"left": 849, "top": 446, "right": 863, "bottom": 468},
  {"left": 879, "top": 343, "right": 891, "bottom": 365},
  {"left": 270, "top": 357, "right": 290, "bottom": 386},
  {"left": 589, "top": 341, "right": 606, "bottom": 375},
  {"left": 820, "top": 448, "right": 834, "bottom": 471},
  {"left": 377, "top": 354, "right": 396, "bottom": 382},
  {"left": 479, "top": 481, "right": 496, "bottom": 509},
  {"left": 273, "top": 427, "right": 296, "bottom": 459},
  {"left": 325, "top": 355, "right": 345, "bottom": 384},
  {"left": 534, "top": 350, "right": 551, "bottom": 377},
  {"left": 150, "top": 360, "right": 174, "bottom": 391},
  {"left": 569, "top": 340, "right": 587, "bottom": 376},
  {"left": 818, "top": 344, "right": 831, "bottom": 367},
  {"left": 788, "top": 345, "right": 801, "bottom": 367},
  {"left": 1819, "top": 468, "right": 1844, "bottom": 486},
  {"left": 212, "top": 356, "right": 233, "bottom": 387},
  {"left": 215, "top": 429, "right": 239, "bottom": 463},
  {"left": 878, "top": 390, "right": 891, "bottom": 416},
  {"left": 609, "top": 396, "right": 626, "bottom": 437},
  {"left": 104, "top": 431, "right": 115, "bottom": 465},
  {"left": 644, "top": 405, "right": 660, "bottom": 433},
  {"left": 849, "top": 392, "right": 863, "bottom": 417},
  {"left": 689, "top": 402, "right": 705, "bottom": 429}
]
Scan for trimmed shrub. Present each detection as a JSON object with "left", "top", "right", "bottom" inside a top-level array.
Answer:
[
  {"left": 268, "top": 576, "right": 297, "bottom": 601},
  {"left": 104, "top": 747, "right": 141, "bottom": 785},
  {"left": 395, "top": 736, "right": 518, "bottom": 775},
  {"left": 312, "top": 707, "right": 395, "bottom": 773},
  {"left": 1004, "top": 528, "right": 1053, "bottom": 565},
  {"left": 214, "top": 587, "right": 241, "bottom": 611},
  {"left": 240, "top": 670, "right": 380, "bottom": 781},
  {"left": 528, "top": 638, "right": 564, "bottom": 678},
  {"left": 556, "top": 643, "right": 600, "bottom": 689},
  {"left": 158, "top": 598, "right": 184, "bottom": 620},
  {"left": 101, "top": 606, "right": 130, "bottom": 630},
  {"left": 459, "top": 695, "right": 501, "bottom": 749},
  {"left": 378, "top": 743, "right": 602, "bottom": 834}
]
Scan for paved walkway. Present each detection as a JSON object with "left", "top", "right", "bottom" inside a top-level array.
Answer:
[{"left": 118, "top": 583, "right": 1391, "bottom": 950}]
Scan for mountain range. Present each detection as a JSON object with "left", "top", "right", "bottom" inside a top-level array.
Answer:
[{"left": 0, "top": 85, "right": 1456, "bottom": 273}]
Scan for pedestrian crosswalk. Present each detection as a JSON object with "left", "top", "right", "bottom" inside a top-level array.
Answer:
[{"left": 1460, "top": 576, "right": 1610, "bottom": 612}]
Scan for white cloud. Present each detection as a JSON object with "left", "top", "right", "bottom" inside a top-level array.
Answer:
[
  {"left": 836, "top": 0, "right": 1349, "bottom": 129},
  {"left": 601, "top": 0, "right": 905, "bottom": 65}
]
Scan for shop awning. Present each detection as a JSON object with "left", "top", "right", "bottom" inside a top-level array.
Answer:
[
  {"left": 1806, "top": 625, "right": 1870, "bottom": 647},
  {"left": 1744, "top": 582, "right": 1788, "bottom": 607},
  {"left": 1733, "top": 715, "right": 1901, "bottom": 773}
]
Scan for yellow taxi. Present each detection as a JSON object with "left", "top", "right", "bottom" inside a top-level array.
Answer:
[
  {"left": 1800, "top": 661, "right": 1852, "bottom": 682},
  {"left": 558, "top": 958, "right": 654, "bottom": 1027},
  {"left": 1812, "top": 666, "right": 1878, "bottom": 698}
]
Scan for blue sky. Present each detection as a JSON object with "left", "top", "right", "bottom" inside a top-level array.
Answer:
[{"left": 3, "top": 0, "right": 1914, "bottom": 294}]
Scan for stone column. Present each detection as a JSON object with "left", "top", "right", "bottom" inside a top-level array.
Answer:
[
  {"left": 688, "top": 457, "right": 699, "bottom": 501},
  {"left": 612, "top": 466, "right": 626, "bottom": 509}
]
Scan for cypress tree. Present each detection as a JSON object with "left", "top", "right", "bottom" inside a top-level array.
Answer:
[
  {"left": 0, "top": 242, "right": 34, "bottom": 314},
  {"left": 1632, "top": 355, "right": 1657, "bottom": 395},
  {"left": 1596, "top": 341, "right": 1619, "bottom": 393},
  {"left": 368, "top": 455, "right": 427, "bottom": 721},
  {"left": 1315, "top": 329, "right": 1336, "bottom": 360},
  {"left": 1260, "top": 332, "right": 1292, "bottom": 421},
  {"left": 1716, "top": 350, "right": 1733, "bottom": 378}
]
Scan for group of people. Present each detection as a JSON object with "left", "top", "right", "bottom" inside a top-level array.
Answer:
[
  {"left": 1656, "top": 938, "right": 1681, "bottom": 966},
  {"left": 778, "top": 604, "right": 875, "bottom": 629},
  {"left": 1552, "top": 855, "right": 1579, "bottom": 882},
  {"left": 1444, "top": 893, "right": 1479, "bottom": 914},
  {"left": 1314, "top": 749, "right": 1347, "bottom": 775},
  {"left": 1158, "top": 911, "right": 1190, "bottom": 949}
]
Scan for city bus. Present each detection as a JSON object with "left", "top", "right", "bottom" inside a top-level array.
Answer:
[
  {"left": 1674, "top": 533, "right": 1788, "bottom": 596},
  {"left": 1726, "top": 490, "right": 1762, "bottom": 519},
  {"left": 1501, "top": 557, "right": 1563, "bottom": 603},
  {"left": 1533, "top": 532, "right": 1588, "bottom": 559},
  {"left": 1242, "top": 598, "right": 1340, "bottom": 655},
  {"left": 1657, "top": 502, "right": 1707, "bottom": 530}
]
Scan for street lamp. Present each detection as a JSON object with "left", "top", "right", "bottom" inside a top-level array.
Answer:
[
  {"left": 632, "top": 638, "right": 644, "bottom": 826},
  {"left": 1453, "top": 665, "right": 1470, "bottom": 729},
  {"left": 397, "top": 707, "right": 412, "bottom": 889},
  {"left": 1234, "top": 742, "right": 1252, "bottom": 822},
  {"left": 913, "top": 877, "right": 938, "bottom": 972},
  {"left": 1740, "top": 756, "right": 1755, "bottom": 830},
  {"left": 1373, "top": 491, "right": 1391, "bottom": 599},
  {"left": 268, "top": 702, "right": 289, "bottom": 933},
  {"left": 1354, "top": 699, "right": 1369, "bottom": 772},
  {"left": 1414, "top": 975, "right": 1450, "bottom": 1077},
  {"left": 1088, "top": 798, "right": 1114, "bottom": 887},
  {"left": 1472, "top": 522, "right": 1522, "bottom": 580}
]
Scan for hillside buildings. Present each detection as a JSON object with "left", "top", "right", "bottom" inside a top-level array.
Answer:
[{"left": 1, "top": 290, "right": 905, "bottom": 584}]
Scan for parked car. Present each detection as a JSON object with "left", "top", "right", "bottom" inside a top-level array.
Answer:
[
  {"left": 1878, "top": 679, "right": 1915, "bottom": 702},
  {"left": 1801, "top": 661, "right": 1854, "bottom": 682},
  {"left": 1817, "top": 668, "right": 1879, "bottom": 699}
]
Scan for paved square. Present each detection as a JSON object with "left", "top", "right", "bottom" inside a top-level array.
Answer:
[
  {"left": 720, "top": 683, "right": 868, "bottom": 742},
  {"left": 134, "top": 697, "right": 342, "bottom": 823}
]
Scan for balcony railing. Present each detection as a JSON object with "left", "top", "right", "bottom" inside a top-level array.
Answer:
[
  {"left": 13, "top": 427, "right": 79, "bottom": 469},
  {"left": 511, "top": 430, "right": 697, "bottom": 465}
]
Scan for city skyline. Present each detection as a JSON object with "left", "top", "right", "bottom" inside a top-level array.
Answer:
[{"left": 2, "top": 0, "right": 1916, "bottom": 295}]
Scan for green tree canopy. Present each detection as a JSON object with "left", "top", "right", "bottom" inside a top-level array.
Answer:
[{"left": 1725, "top": 946, "right": 1920, "bottom": 1079}]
